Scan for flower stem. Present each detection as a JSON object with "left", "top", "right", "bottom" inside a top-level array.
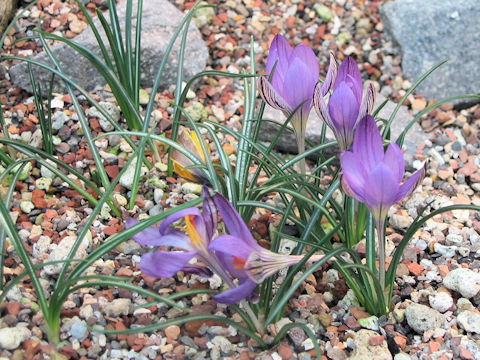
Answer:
[
  {"left": 295, "top": 129, "right": 306, "bottom": 174},
  {"left": 376, "top": 217, "right": 386, "bottom": 295}
]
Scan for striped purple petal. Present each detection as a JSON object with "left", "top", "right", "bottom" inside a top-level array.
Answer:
[
  {"left": 201, "top": 186, "right": 217, "bottom": 241},
  {"left": 352, "top": 115, "right": 384, "bottom": 173}
]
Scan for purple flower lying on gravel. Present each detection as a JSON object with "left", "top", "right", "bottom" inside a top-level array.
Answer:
[
  {"left": 126, "top": 187, "right": 255, "bottom": 304},
  {"left": 127, "top": 187, "right": 324, "bottom": 304},
  {"left": 314, "top": 55, "right": 375, "bottom": 151},
  {"left": 340, "top": 115, "right": 426, "bottom": 222},
  {"left": 258, "top": 34, "right": 320, "bottom": 171}
]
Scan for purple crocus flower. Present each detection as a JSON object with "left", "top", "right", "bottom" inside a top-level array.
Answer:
[
  {"left": 125, "top": 186, "right": 217, "bottom": 279},
  {"left": 258, "top": 34, "right": 321, "bottom": 171},
  {"left": 314, "top": 55, "right": 375, "bottom": 151},
  {"left": 209, "top": 192, "right": 324, "bottom": 289},
  {"left": 126, "top": 188, "right": 256, "bottom": 304},
  {"left": 340, "top": 115, "right": 426, "bottom": 222}
]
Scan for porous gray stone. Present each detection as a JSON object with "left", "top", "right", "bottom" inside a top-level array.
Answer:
[
  {"left": 0, "top": 326, "right": 31, "bottom": 350},
  {"left": 259, "top": 93, "right": 426, "bottom": 166},
  {"left": 428, "top": 291, "right": 454, "bottom": 313},
  {"left": 457, "top": 310, "right": 480, "bottom": 334},
  {"left": 104, "top": 298, "right": 132, "bottom": 317},
  {"left": 405, "top": 303, "right": 444, "bottom": 334},
  {"left": 443, "top": 268, "right": 480, "bottom": 298},
  {"left": 380, "top": 0, "right": 480, "bottom": 107},
  {"left": 349, "top": 329, "right": 392, "bottom": 360},
  {"left": 9, "top": 0, "right": 208, "bottom": 94}
]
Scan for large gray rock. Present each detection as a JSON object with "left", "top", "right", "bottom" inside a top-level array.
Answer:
[
  {"left": 259, "top": 93, "right": 427, "bottom": 166},
  {"left": 0, "top": 0, "right": 17, "bottom": 35},
  {"left": 380, "top": 0, "right": 480, "bottom": 107},
  {"left": 9, "top": 0, "right": 208, "bottom": 94}
]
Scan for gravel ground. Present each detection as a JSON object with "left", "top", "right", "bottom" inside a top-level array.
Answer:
[{"left": 1, "top": 0, "right": 480, "bottom": 359}]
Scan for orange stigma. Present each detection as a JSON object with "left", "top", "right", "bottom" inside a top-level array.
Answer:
[{"left": 233, "top": 256, "right": 246, "bottom": 269}]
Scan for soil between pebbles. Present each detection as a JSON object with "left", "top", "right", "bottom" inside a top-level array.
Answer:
[{"left": 1, "top": 0, "right": 480, "bottom": 359}]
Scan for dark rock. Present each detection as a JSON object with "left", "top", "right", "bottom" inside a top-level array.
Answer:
[
  {"left": 9, "top": 0, "right": 208, "bottom": 94},
  {"left": 380, "top": 0, "right": 480, "bottom": 107}
]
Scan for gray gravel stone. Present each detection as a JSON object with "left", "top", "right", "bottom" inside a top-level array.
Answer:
[
  {"left": 428, "top": 291, "right": 454, "bottom": 313},
  {"left": 380, "top": 0, "right": 480, "bottom": 107},
  {"left": 457, "top": 310, "right": 480, "bottom": 334},
  {"left": 349, "top": 329, "right": 392, "bottom": 360},
  {"left": 405, "top": 303, "right": 444, "bottom": 334},
  {"left": 43, "top": 235, "right": 89, "bottom": 275},
  {"left": 69, "top": 319, "right": 89, "bottom": 340},
  {"left": 443, "top": 268, "right": 480, "bottom": 298},
  {"left": 88, "top": 102, "right": 120, "bottom": 132},
  {"left": 9, "top": 0, "right": 208, "bottom": 94},
  {"left": 104, "top": 298, "right": 132, "bottom": 317},
  {"left": 0, "top": 326, "right": 31, "bottom": 350}
]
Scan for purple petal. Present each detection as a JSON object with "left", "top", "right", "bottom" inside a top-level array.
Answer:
[
  {"left": 158, "top": 207, "right": 201, "bottom": 235},
  {"left": 140, "top": 250, "right": 197, "bottom": 278},
  {"left": 213, "top": 193, "right": 259, "bottom": 248},
  {"left": 201, "top": 186, "right": 217, "bottom": 241},
  {"left": 216, "top": 251, "right": 248, "bottom": 280},
  {"left": 340, "top": 151, "right": 368, "bottom": 202},
  {"left": 258, "top": 76, "right": 292, "bottom": 112},
  {"left": 340, "top": 173, "right": 359, "bottom": 200},
  {"left": 125, "top": 218, "right": 163, "bottom": 246},
  {"left": 334, "top": 56, "right": 362, "bottom": 101},
  {"left": 352, "top": 115, "right": 384, "bottom": 172},
  {"left": 363, "top": 163, "right": 399, "bottom": 210},
  {"left": 383, "top": 143, "right": 405, "bottom": 184},
  {"left": 328, "top": 82, "right": 359, "bottom": 149},
  {"left": 151, "top": 232, "right": 192, "bottom": 250},
  {"left": 266, "top": 34, "right": 293, "bottom": 79},
  {"left": 394, "top": 163, "right": 426, "bottom": 203},
  {"left": 209, "top": 234, "right": 253, "bottom": 259},
  {"left": 292, "top": 44, "right": 320, "bottom": 78},
  {"left": 283, "top": 56, "right": 317, "bottom": 110},
  {"left": 212, "top": 278, "right": 257, "bottom": 304}
]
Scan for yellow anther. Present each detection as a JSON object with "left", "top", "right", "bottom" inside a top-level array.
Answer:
[{"left": 184, "top": 215, "right": 203, "bottom": 246}]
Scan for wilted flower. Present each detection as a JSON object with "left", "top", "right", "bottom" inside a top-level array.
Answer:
[
  {"left": 340, "top": 115, "right": 426, "bottom": 222},
  {"left": 172, "top": 127, "right": 210, "bottom": 183},
  {"left": 314, "top": 55, "right": 375, "bottom": 151},
  {"left": 258, "top": 34, "right": 320, "bottom": 171},
  {"left": 209, "top": 192, "right": 324, "bottom": 287}
]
